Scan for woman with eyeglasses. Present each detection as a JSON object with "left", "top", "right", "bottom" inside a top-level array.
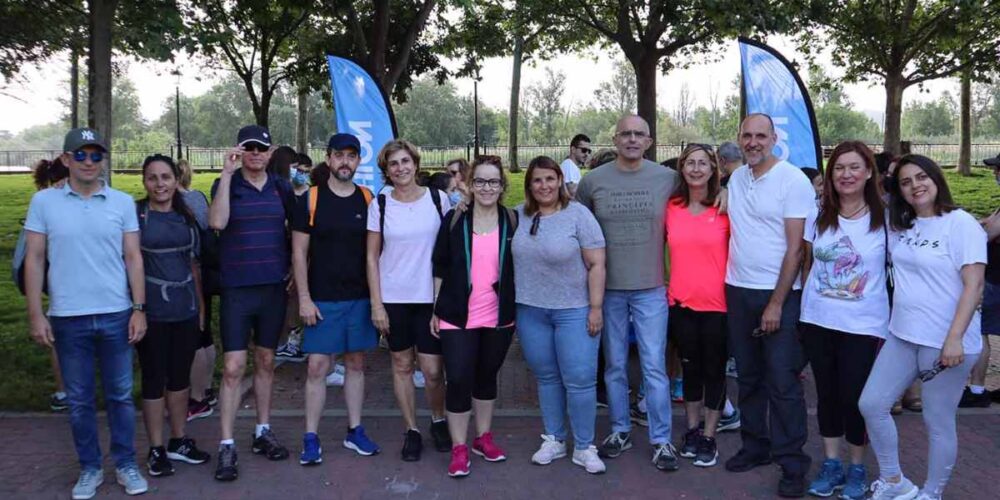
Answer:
[
  {"left": 858, "top": 154, "right": 986, "bottom": 500},
  {"left": 797, "top": 142, "right": 888, "bottom": 499},
  {"left": 512, "top": 156, "right": 607, "bottom": 474},
  {"left": 664, "top": 144, "right": 730, "bottom": 469},
  {"left": 444, "top": 158, "right": 471, "bottom": 205},
  {"left": 136, "top": 154, "right": 212, "bottom": 477},
  {"left": 430, "top": 155, "right": 518, "bottom": 477}
]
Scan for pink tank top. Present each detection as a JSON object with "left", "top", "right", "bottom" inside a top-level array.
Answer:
[{"left": 439, "top": 230, "right": 500, "bottom": 330}]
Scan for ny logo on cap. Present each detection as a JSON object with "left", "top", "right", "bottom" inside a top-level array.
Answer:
[{"left": 81, "top": 130, "right": 96, "bottom": 141}]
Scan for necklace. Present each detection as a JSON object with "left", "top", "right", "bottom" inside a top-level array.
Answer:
[{"left": 839, "top": 203, "right": 868, "bottom": 219}]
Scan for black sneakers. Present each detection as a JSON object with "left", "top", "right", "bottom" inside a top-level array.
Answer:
[
  {"left": 251, "top": 429, "right": 290, "bottom": 461},
  {"left": 598, "top": 431, "right": 633, "bottom": 459},
  {"left": 725, "top": 448, "right": 773, "bottom": 472},
  {"left": 958, "top": 387, "right": 992, "bottom": 408},
  {"left": 147, "top": 446, "right": 175, "bottom": 477},
  {"left": 167, "top": 436, "right": 211, "bottom": 464},
  {"left": 652, "top": 443, "right": 680, "bottom": 471},
  {"left": 214, "top": 444, "right": 238, "bottom": 481},
  {"left": 693, "top": 436, "right": 718, "bottom": 467},
  {"left": 430, "top": 420, "right": 452, "bottom": 452},
  {"left": 679, "top": 428, "right": 700, "bottom": 458},
  {"left": 401, "top": 429, "right": 423, "bottom": 461},
  {"left": 778, "top": 469, "right": 806, "bottom": 498}
]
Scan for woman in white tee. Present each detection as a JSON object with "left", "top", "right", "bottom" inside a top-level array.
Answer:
[
  {"left": 800, "top": 142, "right": 888, "bottom": 499},
  {"left": 858, "top": 154, "right": 987, "bottom": 500}
]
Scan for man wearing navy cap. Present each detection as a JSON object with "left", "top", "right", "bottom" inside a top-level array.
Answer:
[
  {"left": 209, "top": 125, "right": 296, "bottom": 481},
  {"left": 294, "top": 133, "right": 381, "bottom": 465},
  {"left": 24, "top": 127, "right": 150, "bottom": 498}
]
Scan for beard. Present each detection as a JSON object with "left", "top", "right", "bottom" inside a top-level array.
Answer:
[{"left": 333, "top": 166, "right": 355, "bottom": 181}]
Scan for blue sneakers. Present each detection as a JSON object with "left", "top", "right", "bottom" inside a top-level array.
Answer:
[
  {"left": 300, "top": 432, "right": 323, "bottom": 465},
  {"left": 840, "top": 464, "right": 867, "bottom": 499},
  {"left": 343, "top": 425, "right": 381, "bottom": 456},
  {"left": 808, "top": 458, "right": 846, "bottom": 497}
]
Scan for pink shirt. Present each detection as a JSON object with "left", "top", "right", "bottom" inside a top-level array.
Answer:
[
  {"left": 440, "top": 230, "right": 500, "bottom": 329},
  {"left": 665, "top": 198, "right": 730, "bottom": 312}
]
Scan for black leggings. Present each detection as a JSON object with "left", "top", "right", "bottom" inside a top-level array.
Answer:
[
  {"left": 136, "top": 317, "right": 200, "bottom": 400},
  {"left": 670, "top": 306, "right": 727, "bottom": 411},
  {"left": 439, "top": 326, "right": 514, "bottom": 413},
  {"left": 800, "top": 322, "right": 880, "bottom": 446}
]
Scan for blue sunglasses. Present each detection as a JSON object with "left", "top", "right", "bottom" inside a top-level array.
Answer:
[{"left": 73, "top": 151, "right": 104, "bottom": 163}]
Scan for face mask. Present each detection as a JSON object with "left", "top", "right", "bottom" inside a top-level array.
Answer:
[
  {"left": 290, "top": 169, "right": 309, "bottom": 187},
  {"left": 448, "top": 191, "right": 463, "bottom": 205}
]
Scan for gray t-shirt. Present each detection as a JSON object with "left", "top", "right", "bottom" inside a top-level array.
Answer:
[
  {"left": 576, "top": 159, "right": 678, "bottom": 290},
  {"left": 182, "top": 189, "right": 210, "bottom": 230},
  {"left": 513, "top": 201, "right": 605, "bottom": 309}
]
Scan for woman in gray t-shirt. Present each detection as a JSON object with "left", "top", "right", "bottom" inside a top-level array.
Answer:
[{"left": 512, "top": 156, "right": 607, "bottom": 474}]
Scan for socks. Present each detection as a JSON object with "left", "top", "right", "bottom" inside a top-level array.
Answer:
[
  {"left": 255, "top": 424, "right": 270, "bottom": 438},
  {"left": 219, "top": 439, "right": 234, "bottom": 448},
  {"left": 970, "top": 385, "right": 986, "bottom": 395},
  {"left": 432, "top": 416, "right": 446, "bottom": 424},
  {"left": 723, "top": 399, "right": 736, "bottom": 418}
]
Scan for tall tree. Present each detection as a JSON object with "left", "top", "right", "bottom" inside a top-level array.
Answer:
[
  {"left": 802, "top": 0, "right": 1000, "bottom": 155},
  {"left": 524, "top": 68, "right": 567, "bottom": 144},
  {"left": 555, "top": 0, "right": 793, "bottom": 159},
  {"left": 595, "top": 59, "right": 638, "bottom": 115}
]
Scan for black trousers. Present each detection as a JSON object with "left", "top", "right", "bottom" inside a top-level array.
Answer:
[
  {"left": 136, "top": 317, "right": 200, "bottom": 400},
  {"left": 800, "top": 322, "right": 880, "bottom": 446},
  {"left": 671, "top": 306, "right": 728, "bottom": 411},
  {"left": 725, "top": 285, "right": 811, "bottom": 475},
  {"left": 439, "top": 326, "right": 514, "bottom": 413}
]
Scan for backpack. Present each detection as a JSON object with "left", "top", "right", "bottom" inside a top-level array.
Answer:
[
  {"left": 377, "top": 188, "right": 445, "bottom": 252},
  {"left": 12, "top": 220, "right": 48, "bottom": 296},
  {"left": 307, "top": 184, "right": 373, "bottom": 227}
]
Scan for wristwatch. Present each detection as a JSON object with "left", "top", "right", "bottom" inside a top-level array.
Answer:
[{"left": 132, "top": 303, "right": 146, "bottom": 312}]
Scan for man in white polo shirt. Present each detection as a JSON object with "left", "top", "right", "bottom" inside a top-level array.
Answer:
[
  {"left": 723, "top": 114, "right": 814, "bottom": 498},
  {"left": 24, "top": 128, "right": 149, "bottom": 499}
]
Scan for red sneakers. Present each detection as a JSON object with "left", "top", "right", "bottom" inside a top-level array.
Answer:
[
  {"left": 471, "top": 432, "right": 507, "bottom": 462},
  {"left": 448, "top": 445, "right": 471, "bottom": 477}
]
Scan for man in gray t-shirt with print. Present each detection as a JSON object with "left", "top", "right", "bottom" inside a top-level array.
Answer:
[{"left": 576, "top": 115, "right": 680, "bottom": 471}]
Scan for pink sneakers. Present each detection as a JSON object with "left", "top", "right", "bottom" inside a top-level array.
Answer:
[
  {"left": 448, "top": 445, "right": 471, "bottom": 477},
  {"left": 472, "top": 432, "right": 507, "bottom": 462}
]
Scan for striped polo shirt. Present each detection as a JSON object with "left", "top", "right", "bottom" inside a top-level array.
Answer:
[{"left": 211, "top": 169, "right": 292, "bottom": 288}]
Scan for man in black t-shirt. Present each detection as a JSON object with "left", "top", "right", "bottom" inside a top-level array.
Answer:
[
  {"left": 291, "top": 134, "right": 381, "bottom": 464},
  {"left": 959, "top": 154, "right": 1000, "bottom": 407}
]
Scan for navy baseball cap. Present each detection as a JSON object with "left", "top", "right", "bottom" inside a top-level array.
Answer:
[
  {"left": 327, "top": 133, "right": 360, "bottom": 152},
  {"left": 63, "top": 128, "right": 107, "bottom": 153},
  {"left": 237, "top": 125, "right": 271, "bottom": 147}
]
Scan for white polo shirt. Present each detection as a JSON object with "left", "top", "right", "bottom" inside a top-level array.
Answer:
[{"left": 725, "top": 160, "right": 815, "bottom": 290}]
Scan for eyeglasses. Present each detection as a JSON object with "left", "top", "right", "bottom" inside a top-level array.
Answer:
[
  {"left": 616, "top": 130, "right": 649, "bottom": 139},
  {"left": 243, "top": 144, "right": 269, "bottom": 153},
  {"left": 530, "top": 213, "right": 542, "bottom": 236},
  {"left": 918, "top": 363, "right": 948, "bottom": 382},
  {"left": 73, "top": 151, "right": 104, "bottom": 163},
  {"left": 472, "top": 178, "right": 502, "bottom": 189}
]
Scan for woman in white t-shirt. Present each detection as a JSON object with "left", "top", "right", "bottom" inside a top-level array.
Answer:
[
  {"left": 799, "top": 142, "right": 888, "bottom": 499},
  {"left": 366, "top": 140, "right": 452, "bottom": 461},
  {"left": 858, "top": 154, "right": 987, "bottom": 500}
]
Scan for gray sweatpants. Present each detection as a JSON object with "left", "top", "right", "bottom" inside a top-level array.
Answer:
[{"left": 858, "top": 335, "right": 976, "bottom": 498}]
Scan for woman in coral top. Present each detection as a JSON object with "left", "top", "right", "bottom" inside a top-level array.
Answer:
[{"left": 664, "top": 144, "right": 730, "bottom": 468}]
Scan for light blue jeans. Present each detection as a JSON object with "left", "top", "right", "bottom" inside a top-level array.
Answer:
[
  {"left": 517, "top": 305, "right": 599, "bottom": 449},
  {"left": 51, "top": 309, "right": 137, "bottom": 471},
  {"left": 603, "top": 287, "right": 671, "bottom": 445}
]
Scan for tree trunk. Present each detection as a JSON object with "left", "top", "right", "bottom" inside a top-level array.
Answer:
[
  {"left": 296, "top": 86, "right": 309, "bottom": 152},
  {"left": 70, "top": 44, "right": 80, "bottom": 129},
  {"left": 958, "top": 70, "right": 971, "bottom": 175},
  {"left": 87, "top": 0, "right": 118, "bottom": 185},
  {"left": 882, "top": 74, "right": 906, "bottom": 156},
  {"left": 257, "top": 59, "right": 270, "bottom": 128},
  {"left": 508, "top": 37, "right": 524, "bottom": 173},
  {"left": 632, "top": 53, "right": 659, "bottom": 161}
]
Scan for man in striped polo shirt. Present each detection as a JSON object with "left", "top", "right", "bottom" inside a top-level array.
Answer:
[{"left": 208, "top": 125, "right": 296, "bottom": 481}]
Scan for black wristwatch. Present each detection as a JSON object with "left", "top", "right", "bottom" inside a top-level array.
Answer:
[{"left": 132, "top": 303, "right": 146, "bottom": 312}]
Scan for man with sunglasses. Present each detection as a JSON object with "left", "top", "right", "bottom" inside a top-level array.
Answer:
[
  {"left": 24, "top": 128, "right": 149, "bottom": 498},
  {"left": 575, "top": 116, "right": 681, "bottom": 472},
  {"left": 561, "top": 134, "right": 591, "bottom": 197},
  {"left": 209, "top": 125, "right": 296, "bottom": 481}
]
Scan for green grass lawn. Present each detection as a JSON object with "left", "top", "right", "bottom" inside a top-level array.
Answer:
[{"left": 0, "top": 168, "right": 995, "bottom": 410}]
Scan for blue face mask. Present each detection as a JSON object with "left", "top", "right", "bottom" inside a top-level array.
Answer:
[
  {"left": 448, "top": 191, "right": 463, "bottom": 205},
  {"left": 290, "top": 169, "right": 309, "bottom": 187}
]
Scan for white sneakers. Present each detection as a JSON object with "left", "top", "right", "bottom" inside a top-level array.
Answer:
[
  {"left": 572, "top": 446, "right": 607, "bottom": 474},
  {"left": 531, "top": 435, "right": 567, "bottom": 465},
  {"left": 71, "top": 469, "right": 103, "bottom": 500},
  {"left": 869, "top": 477, "right": 918, "bottom": 500}
]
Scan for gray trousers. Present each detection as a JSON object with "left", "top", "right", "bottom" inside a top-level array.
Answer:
[{"left": 858, "top": 335, "right": 976, "bottom": 498}]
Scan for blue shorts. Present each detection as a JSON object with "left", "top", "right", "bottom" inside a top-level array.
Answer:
[
  {"left": 983, "top": 281, "right": 1000, "bottom": 335},
  {"left": 302, "top": 299, "right": 378, "bottom": 354}
]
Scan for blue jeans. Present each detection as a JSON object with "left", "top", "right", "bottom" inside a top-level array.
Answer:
[
  {"left": 51, "top": 309, "right": 136, "bottom": 471},
  {"left": 517, "top": 305, "right": 599, "bottom": 449},
  {"left": 603, "top": 287, "right": 671, "bottom": 444}
]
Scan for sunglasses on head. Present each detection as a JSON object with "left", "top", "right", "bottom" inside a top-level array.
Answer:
[
  {"left": 73, "top": 151, "right": 104, "bottom": 163},
  {"left": 243, "top": 143, "right": 269, "bottom": 153}
]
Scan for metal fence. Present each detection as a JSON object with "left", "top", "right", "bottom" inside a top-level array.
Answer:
[{"left": 2, "top": 143, "right": 999, "bottom": 172}]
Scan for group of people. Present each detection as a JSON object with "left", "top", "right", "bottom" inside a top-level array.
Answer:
[{"left": 23, "top": 113, "right": 998, "bottom": 500}]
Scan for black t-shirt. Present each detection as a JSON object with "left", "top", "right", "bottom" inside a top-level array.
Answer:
[
  {"left": 291, "top": 185, "right": 369, "bottom": 301},
  {"left": 987, "top": 239, "right": 1000, "bottom": 285}
]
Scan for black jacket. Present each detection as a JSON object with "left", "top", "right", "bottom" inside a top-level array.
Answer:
[{"left": 432, "top": 206, "right": 517, "bottom": 329}]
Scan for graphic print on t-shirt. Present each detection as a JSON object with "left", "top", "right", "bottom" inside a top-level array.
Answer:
[
  {"left": 595, "top": 188, "right": 655, "bottom": 247},
  {"left": 813, "top": 235, "right": 869, "bottom": 300}
]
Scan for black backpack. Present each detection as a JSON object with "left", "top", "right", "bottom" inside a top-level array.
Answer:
[{"left": 377, "top": 188, "right": 445, "bottom": 252}]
